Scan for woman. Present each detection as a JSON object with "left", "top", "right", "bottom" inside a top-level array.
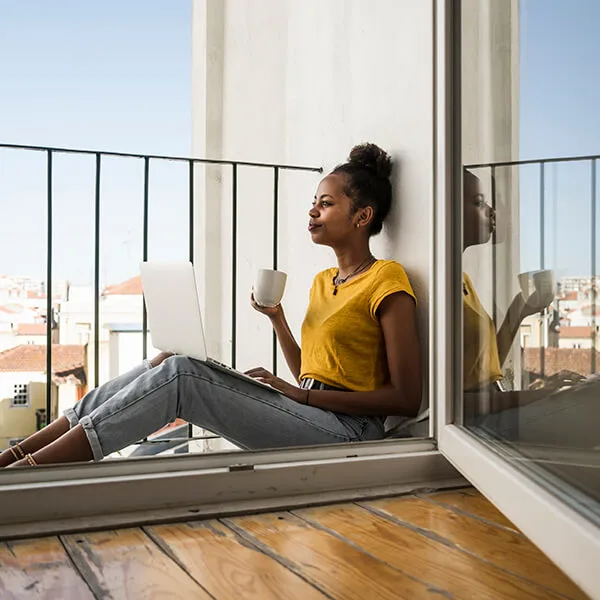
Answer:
[{"left": 1, "top": 143, "right": 421, "bottom": 467}]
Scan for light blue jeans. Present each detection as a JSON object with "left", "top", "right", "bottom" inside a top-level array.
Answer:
[{"left": 64, "top": 355, "right": 385, "bottom": 461}]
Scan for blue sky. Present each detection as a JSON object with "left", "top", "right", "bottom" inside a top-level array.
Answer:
[
  {"left": 518, "top": 0, "right": 600, "bottom": 276},
  {"left": 0, "top": 1, "right": 598, "bottom": 285},
  {"left": 0, "top": 0, "right": 191, "bottom": 285}
]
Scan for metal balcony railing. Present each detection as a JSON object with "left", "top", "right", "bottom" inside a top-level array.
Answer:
[
  {"left": 465, "top": 153, "right": 600, "bottom": 384},
  {"left": 0, "top": 142, "right": 321, "bottom": 452}
]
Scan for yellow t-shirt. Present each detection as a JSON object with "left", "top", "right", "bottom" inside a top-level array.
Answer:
[
  {"left": 463, "top": 273, "right": 504, "bottom": 390},
  {"left": 300, "top": 260, "right": 416, "bottom": 391}
]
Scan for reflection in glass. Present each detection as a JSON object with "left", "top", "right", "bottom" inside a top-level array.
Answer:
[{"left": 461, "top": 0, "right": 600, "bottom": 513}]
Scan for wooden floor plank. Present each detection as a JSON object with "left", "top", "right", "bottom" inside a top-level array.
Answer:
[
  {"left": 295, "top": 503, "right": 567, "bottom": 600},
  {"left": 428, "top": 489, "right": 520, "bottom": 532},
  {"left": 146, "top": 520, "right": 327, "bottom": 599},
  {"left": 366, "top": 496, "right": 589, "bottom": 600},
  {"left": 224, "top": 511, "right": 444, "bottom": 599},
  {"left": 0, "top": 537, "right": 93, "bottom": 600},
  {"left": 61, "top": 527, "right": 211, "bottom": 599}
]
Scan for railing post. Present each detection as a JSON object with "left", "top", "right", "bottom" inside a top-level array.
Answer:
[
  {"left": 591, "top": 159, "right": 597, "bottom": 374},
  {"left": 272, "top": 166, "right": 279, "bottom": 375},
  {"left": 231, "top": 163, "right": 238, "bottom": 368},
  {"left": 188, "top": 159, "right": 195, "bottom": 443},
  {"left": 142, "top": 156, "right": 150, "bottom": 360},
  {"left": 490, "top": 166, "right": 497, "bottom": 328},
  {"left": 540, "top": 162, "right": 546, "bottom": 379},
  {"left": 189, "top": 160, "right": 195, "bottom": 264},
  {"left": 45, "top": 150, "right": 53, "bottom": 424},
  {"left": 93, "top": 153, "right": 101, "bottom": 388}
]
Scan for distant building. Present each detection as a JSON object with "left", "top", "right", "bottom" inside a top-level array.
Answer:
[
  {"left": 558, "top": 326, "right": 594, "bottom": 349},
  {"left": 0, "top": 344, "right": 86, "bottom": 451}
]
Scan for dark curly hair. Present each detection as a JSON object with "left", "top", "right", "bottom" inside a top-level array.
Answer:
[{"left": 331, "top": 143, "right": 393, "bottom": 236}]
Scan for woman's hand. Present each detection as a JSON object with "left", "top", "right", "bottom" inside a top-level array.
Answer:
[
  {"left": 250, "top": 293, "right": 283, "bottom": 320},
  {"left": 150, "top": 351, "right": 174, "bottom": 368},
  {"left": 244, "top": 367, "right": 306, "bottom": 403},
  {"left": 520, "top": 288, "right": 555, "bottom": 317}
]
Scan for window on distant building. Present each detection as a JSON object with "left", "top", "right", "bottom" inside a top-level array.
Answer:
[{"left": 11, "top": 384, "right": 29, "bottom": 407}]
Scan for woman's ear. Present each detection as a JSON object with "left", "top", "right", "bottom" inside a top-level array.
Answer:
[{"left": 357, "top": 205, "right": 374, "bottom": 227}]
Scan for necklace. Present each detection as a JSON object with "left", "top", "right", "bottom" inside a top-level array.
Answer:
[{"left": 332, "top": 256, "right": 376, "bottom": 295}]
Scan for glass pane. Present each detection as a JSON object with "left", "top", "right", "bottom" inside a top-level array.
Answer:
[{"left": 461, "top": 0, "right": 600, "bottom": 518}]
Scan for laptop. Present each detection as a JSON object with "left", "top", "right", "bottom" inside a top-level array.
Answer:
[{"left": 140, "top": 261, "right": 273, "bottom": 391}]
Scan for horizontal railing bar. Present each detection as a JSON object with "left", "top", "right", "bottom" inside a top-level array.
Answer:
[
  {"left": 0, "top": 142, "right": 323, "bottom": 172},
  {"left": 465, "top": 152, "right": 600, "bottom": 169}
]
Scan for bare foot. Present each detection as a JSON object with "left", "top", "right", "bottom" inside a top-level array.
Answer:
[{"left": 150, "top": 351, "right": 174, "bottom": 368}]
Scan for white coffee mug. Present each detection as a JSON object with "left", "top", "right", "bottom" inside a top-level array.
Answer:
[
  {"left": 253, "top": 269, "right": 287, "bottom": 307},
  {"left": 518, "top": 269, "right": 555, "bottom": 305}
]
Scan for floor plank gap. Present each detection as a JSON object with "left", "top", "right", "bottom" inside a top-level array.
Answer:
[
  {"left": 58, "top": 534, "right": 109, "bottom": 600},
  {"left": 359, "top": 501, "right": 585, "bottom": 600},
  {"left": 416, "top": 494, "right": 526, "bottom": 536},
  {"left": 291, "top": 509, "right": 454, "bottom": 599},
  {"left": 57, "top": 536, "right": 102, "bottom": 600},
  {"left": 219, "top": 516, "right": 338, "bottom": 600},
  {"left": 141, "top": 526, "right": 218, "bottom": 600}
]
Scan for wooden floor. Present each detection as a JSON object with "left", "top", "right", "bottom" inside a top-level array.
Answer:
[{"left": 0, "top": 487, "right": 589, "bottom": 600}]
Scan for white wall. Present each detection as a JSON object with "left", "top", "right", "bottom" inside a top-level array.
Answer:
[
  {"left": 461, "top": 0, "right": 521, "bottom": 384},
  {"left": 192, "top": 0, "right": 433, "bottom": 403}
]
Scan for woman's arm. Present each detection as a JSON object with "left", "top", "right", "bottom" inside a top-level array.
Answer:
[
  {"left": 496, "top": 294, "right": 527, "bottom": 365},
  {"left": 497, "top": 289, "right": 554, "bottom": 365},
  {"left": 251, "top": 294, "right": 302, "bottom": 380},
  {"left": 270, "top": 308, "right": 302, "bottom": 380}
]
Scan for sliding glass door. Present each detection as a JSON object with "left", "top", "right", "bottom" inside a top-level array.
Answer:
[{"left": 436, "top": 1, "right": 600, "bottom": 596}]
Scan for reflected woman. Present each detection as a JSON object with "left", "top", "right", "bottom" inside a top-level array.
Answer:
[
  {"left": 463, "top": 171, "right": 600, "bottom": 449},
  {"left": 1, "top": 143, "right": 422, "bottom": 468},
  {"left": 463, "top": 170, "right": 553, "bottom": 393}
]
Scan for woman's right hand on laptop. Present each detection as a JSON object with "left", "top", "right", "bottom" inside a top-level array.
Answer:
[{"left": 250, "top": 292, "right": 282, "bottom": 319}]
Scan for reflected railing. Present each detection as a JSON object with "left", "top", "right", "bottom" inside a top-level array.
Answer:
[{"left": 0, "top": 142, "right": 321, "bottom": 454}]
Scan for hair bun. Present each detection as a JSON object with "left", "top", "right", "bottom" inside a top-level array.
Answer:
[{"left": 348, "top": 143, "right": 392, "bottom": 179}]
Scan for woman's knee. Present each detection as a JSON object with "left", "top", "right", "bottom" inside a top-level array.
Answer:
[{"left": 162, "top": 354, "right": 207, "bottom": 376}]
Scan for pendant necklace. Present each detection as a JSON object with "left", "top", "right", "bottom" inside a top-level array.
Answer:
[{"left": 332, "top": 256, "right": 376, "bottom": 295}]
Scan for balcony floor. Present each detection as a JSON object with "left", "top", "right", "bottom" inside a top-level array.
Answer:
[{"left": 0, "top": 487, "right": 588, "bottom": 599}]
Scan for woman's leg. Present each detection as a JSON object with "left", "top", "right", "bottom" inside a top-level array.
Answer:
[
  {"left": 0, "top": 417, "right": 70, "bottom": 467},
  {"left": 12, "top": 355, "right": 384, "bottom": 466},
  {"left": 1, "top": 352, "right": 172, "bottom": 467}
]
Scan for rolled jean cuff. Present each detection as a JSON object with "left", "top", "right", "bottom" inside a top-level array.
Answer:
[
  {"left": 78, "top": 415, "right": 105, "bottom": 461},
  {"left": 64, "top": 406, "right": 80, "bottom": 429}
]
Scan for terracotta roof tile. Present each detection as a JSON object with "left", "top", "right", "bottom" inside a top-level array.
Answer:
[
  {"left": 559, "top": 326, "right": 594, "bottom": 339},
  {"left": 561, "top": 291, "right": 578, "bottom": 301},
  {"left": 0, "top": 345, "right": 85, "bottom": 373},
  {"left": 16, "top": 323, "right": 47, "bottom": 336},
  {"left": 103, "top": 275, "right": 142, "bottom": 296},
  {"left": 523, "top": 347, "right": 600, "bottom": 377}
]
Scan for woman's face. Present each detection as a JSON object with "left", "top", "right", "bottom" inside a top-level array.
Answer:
[
  {"left": 308, "top": 174, "right": 357, "bottom": 246},
  {"left": 463, "top": 173, "right": 496, "bottom": 247}
]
